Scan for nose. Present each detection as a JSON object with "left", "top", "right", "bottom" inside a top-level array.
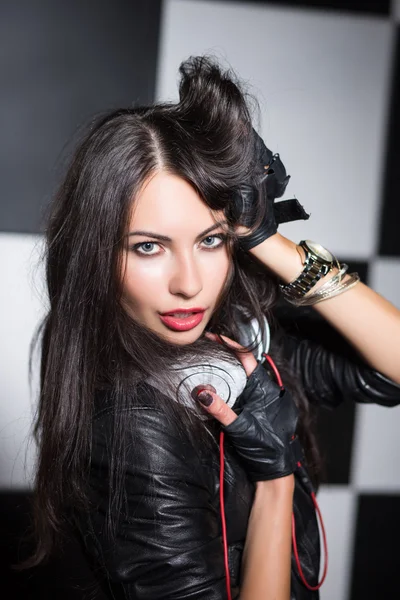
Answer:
[{"left": 168, "top": 252, "right": 203, "bottom": 298}]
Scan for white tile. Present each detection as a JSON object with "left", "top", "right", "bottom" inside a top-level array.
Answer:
[
  {"left": 0, "top": 233, "right": 46, "bottom": 489},
  {"left": 157, "top": 0, "right": 394, "bottom": 258},
  {"left": 316, "top": 486, "right": 357, "bottom": 600},
  {"left": 369, "top": 257, "right": 400, "bottom": 309},
  {"left": 351, "top": 401, "right": 400, "bottom": 492}
]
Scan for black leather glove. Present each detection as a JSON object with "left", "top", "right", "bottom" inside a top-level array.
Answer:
[
  {"left": 231, "top": 129, "right": 310, "bottom": 252},
  {"left": 222, "top": 362, "right": 299, "bottom": 482}
]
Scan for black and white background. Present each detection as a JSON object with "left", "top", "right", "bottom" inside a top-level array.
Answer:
[{"left": 1, "top": 1, "right": 400, "bottom": 598}]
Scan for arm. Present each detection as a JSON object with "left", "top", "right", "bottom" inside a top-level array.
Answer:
[
  {"left": 279, "top": 332, "right": 400, "bottom": 409},
  {"left": 250, "top": 232, "right": 400, "bottom": 386},
  {"left": 197, "top": 344, "right": 298, "bottom": 599},
  {"left": 241, "top": 477, "right": 294, "bottom": 600}
]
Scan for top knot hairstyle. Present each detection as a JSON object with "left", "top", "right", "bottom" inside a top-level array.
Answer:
[
  {"left": 175, "top": 56, "right": 256, "bottom": 195},
  {"left": 23, "top": 55, "right": 321, "bottom": 569}
]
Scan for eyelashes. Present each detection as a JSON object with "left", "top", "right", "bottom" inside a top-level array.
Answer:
[{"left": 130, "top": 234, "right": 228, "bottom": 257}]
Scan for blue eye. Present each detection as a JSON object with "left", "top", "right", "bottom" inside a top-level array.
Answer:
[
  {"left": 203, "top": 233, "right": 227, "bottom": 250},
  {"left": 130, "top": 233, "right": 227, "bottom": 256},
  {"left": 132, "top": 242, "right": 159, "bottom": 255}
]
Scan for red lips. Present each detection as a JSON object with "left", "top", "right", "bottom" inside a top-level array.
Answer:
[
  {"left": 159, "top": 310, "right": 206, "bottom": 332},
  {"left": 160, "top": 307, "right": 206, "bottom": 316}
]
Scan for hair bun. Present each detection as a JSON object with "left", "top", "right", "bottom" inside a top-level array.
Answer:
[{"left": 176, "top": 55, "right": 256, "bottom": 193}]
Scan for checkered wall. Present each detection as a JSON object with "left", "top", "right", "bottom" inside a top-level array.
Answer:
[{"left": 1, "top": 1, "right": 399, "bottom": 598}]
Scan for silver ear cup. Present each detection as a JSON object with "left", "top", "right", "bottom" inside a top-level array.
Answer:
[
  {"left": 233, "top": 305, "right": 270, "bottom": 362},
  {"left": 146, "top": 356, "right": 247, "bottom": 410},
  {"left": 173, "top": 359, "right": 247, "bottom": 408},
  {"left": 248, "top": 315, "right": 270, "bottom": 362}
]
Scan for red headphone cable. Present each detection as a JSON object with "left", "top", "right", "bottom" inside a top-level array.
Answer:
[
  {"left": 218, "top": 353, "right": 328, "bottom": 598},
  {"left": 263, "top": 352, "right": 328, "bottom": 591},
  {"left": 219, "top": 430, "right": 232, "bottom": 600}
]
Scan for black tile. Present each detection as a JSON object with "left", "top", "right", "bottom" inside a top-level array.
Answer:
[
  {"left": 274, "top": 258, "right": 368, "bottom": 484},
  {"left": 274, "top": 259, "right": 369, "bottom": 331},
  {"left": 197, "top": 0, "right": 391, "bottom": 16},
  {"left": 315, "top": 398, "right": 356, "bottom": 485},
  {"left": 0, "top": 0, "right": 162, "bottom": 235},
  {"left": 340, "top": 259, "right": 369, "bottom": 286},
  {"left": 0, "top": 492, "right": 108, "bottom": 599},
  {"left": 350, "top": 494, "right": 400, "bottom": 599},
  {"left": 379, "top": 26, "right": 400, "bottom": 257}
]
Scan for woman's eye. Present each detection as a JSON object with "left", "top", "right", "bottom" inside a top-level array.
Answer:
[
  {"left": 201, "top": 234, "right": 227, "bottom": 249},
  {"left": 132, "top": 242, "right": 160, "bottom": 256},
  {"left": 130, "top": 234, "right": 227, "bottom": 256}
]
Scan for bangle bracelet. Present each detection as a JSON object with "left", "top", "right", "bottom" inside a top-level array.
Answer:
[
  {"left": 289, "top": 272, "right": 360, "bottom": 306},
  {"left": 279, "top": 241, "right": 339, "bottom": 301},
  {"left": 281, "top": 262, "right": 348, "bottom": 304},
  {"left": 305, "top": 274, "right": 360, "bottom": 305},
  {"left": 304, "top": 263, "right": 349, "bottom": 298}
]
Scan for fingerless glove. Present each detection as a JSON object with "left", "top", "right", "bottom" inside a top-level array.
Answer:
[
  {"left": 222, "top": 362, "right": 299, "bottom": 481},
  {"left": 232, "top": 129, "right": 310, "bottom": 252}
]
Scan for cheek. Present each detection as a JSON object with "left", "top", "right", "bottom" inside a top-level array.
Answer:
[
  {"left": 122, "top": 256, "right": 164, "bottom": 308},
  {"left": 205, "top": 250, "right": 231, "bottom": 285}
]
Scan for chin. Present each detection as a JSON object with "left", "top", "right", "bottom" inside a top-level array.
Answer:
[
  {"left": 163, "top": 331, "right": 202, "bottom": 346},
  {"left": 155, "top": 325, "right": 205, "bottom": 346}
]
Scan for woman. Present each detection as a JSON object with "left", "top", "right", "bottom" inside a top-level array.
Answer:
[{"left": 24, "top": 56, "right": 400, "bottom": 599}]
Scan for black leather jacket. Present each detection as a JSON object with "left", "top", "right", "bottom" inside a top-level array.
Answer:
[{"left": 74, "top": 333, "right": 400, "bottom": 600}]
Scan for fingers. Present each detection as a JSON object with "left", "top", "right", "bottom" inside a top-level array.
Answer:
[
  {"left": 204, "top": 331, "right": 257, "bottom": 377},
  {"left": 193, "top": 388, "right": 238, "bottom": 427}
]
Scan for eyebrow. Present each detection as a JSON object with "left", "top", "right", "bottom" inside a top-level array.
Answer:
[{"left": 127, "top": 220, "right": 228, "bottom": 242}]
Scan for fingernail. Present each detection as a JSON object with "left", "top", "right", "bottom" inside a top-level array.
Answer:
[
  {"left": 191, "top": 384, "right": 216, "bottom": 401},
  {"left": 196, "top": 391, "right": 214, "bottom": 407}
]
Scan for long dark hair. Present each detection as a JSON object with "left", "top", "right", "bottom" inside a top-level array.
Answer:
[{"left": 22, "top": 55, "right": 320, "bottom": 569}]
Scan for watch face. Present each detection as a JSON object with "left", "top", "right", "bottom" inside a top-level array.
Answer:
[{"left": 305, "top": 240, "right": 334, "bottom": 262}]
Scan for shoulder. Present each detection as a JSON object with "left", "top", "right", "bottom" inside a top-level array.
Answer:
[
  {"left": 93, "top": 381, "right": 183, "bottom": 437},
  {"left": 94, "top": 380, "right": 161, "bottom": 416},
  {"left": 91, "top": 381, "right": 216, "bottom": 475}
]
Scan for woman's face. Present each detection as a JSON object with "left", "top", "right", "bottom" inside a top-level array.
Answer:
[{"left": 121, "top": 171, "right": 232, "bottom": 345}]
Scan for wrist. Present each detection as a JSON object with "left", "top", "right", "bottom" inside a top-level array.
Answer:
[
  {"left": 249, "top": 232, "right": 305, "bottom": 283},
  {"left": 303, "top": 265, "right": 351, "bottom": 296},
  {"left": 255, "top": 474, "right": 295, "bottom": 496}
]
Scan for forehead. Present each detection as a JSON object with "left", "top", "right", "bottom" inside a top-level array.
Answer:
[{"left": 130, "top": 171, "right": 224, "bottom": 230}]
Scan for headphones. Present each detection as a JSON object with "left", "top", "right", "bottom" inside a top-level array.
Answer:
[
  {"left": 145, "top": 308, "right": 328, "bottom": 593},
  {"left": 146, "top": 306, "right": 270, "bottom": 409}
]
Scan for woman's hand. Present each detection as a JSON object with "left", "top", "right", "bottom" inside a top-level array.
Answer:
[
  {"left": 230, "top": 128, "right": 309, "bottom": 252},
  {"left": 196, "top": 333, "right": 299, "bottom": 481},
  {"left": 231, "top": 129, "right": 291, "bottom": 252},
  {"left": 190, "top": 332, "right": 256, "bottom": 429}
]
